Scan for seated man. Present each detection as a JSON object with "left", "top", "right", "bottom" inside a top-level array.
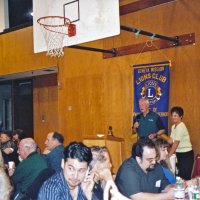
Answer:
[
  {"left": 0, "top": 130, "right": 18, "bottom": 166},
  {"left": 115, "top": 138, "right": 174, "bottom": 200},
  {"left": 90, "top": 146, "right": 113, "bottom": 199},
  {"left": 38, "top": 142, "right": 100, "bottom": 200},
  {"left": 43, "top": 131, "right": 64, "bottom": 172},
  {"left": 8, "top": 138, "right": 48, "bottom": 199}
]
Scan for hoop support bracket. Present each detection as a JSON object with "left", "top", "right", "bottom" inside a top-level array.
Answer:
[
  {"left": 103, "top": 32, "right": 195, "bottom": 59},
  {"left": 68, "top": 45, "right": 117, "bottom": 56},
  {"left": 121, "top": 25, "right": 179, "bottom": 44}
]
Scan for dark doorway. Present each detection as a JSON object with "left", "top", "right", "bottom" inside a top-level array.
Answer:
[
  {"left": 0, "top": 82, "right": 12, "bottom": 131},
  {"left": 13, "top": 79, "right": 33, "bottom": 138},
  {"left": 0, "top": 79, "right": 33, "bottom": 138}
]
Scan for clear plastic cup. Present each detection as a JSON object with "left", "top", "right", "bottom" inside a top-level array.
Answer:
[
  {"left": 8, "top": 161, "right": 15, "bottom": 169},
  {"left": 173, "top": 188, "right": 185, "bottom": 200}
]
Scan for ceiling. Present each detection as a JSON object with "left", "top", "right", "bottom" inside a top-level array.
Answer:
[{"left": 0, "top": 66, "right": 58, "bottom": 82}]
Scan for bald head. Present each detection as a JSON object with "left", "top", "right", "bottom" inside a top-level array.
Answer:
[{"left": 18, "top": 138, "right": 37, "bottom": 160}]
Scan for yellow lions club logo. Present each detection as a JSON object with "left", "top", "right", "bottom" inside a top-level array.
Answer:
[
  {"left": 140, "top": 86, "right": 146, "bottom": 98},
  {"left": 140, "top": 80, "right": 162, "bottom": 105}
]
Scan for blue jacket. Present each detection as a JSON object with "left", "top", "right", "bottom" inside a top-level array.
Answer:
[{"left": 44, "top": 145, "right": 64, "bottom": 172}]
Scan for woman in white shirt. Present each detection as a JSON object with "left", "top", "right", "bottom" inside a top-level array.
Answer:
[{"left": 168, "top": 106, "right": 194, "bottom": 180}]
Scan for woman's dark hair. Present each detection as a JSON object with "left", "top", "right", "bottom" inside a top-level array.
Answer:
[
  {"left": 132, "top": 138, "right": 155, "bottom": 159},
  {"left": 155, "top": 138, "right": 169, "bottom": 152},
  {"left": 13, "top": 129, "right": 24, "bottom": 140},
  {"left": 64, "top": 142, "right": 92, "bottom": 165},
  {"left": 170, "top": 106, "right": 184, "bottom": 118},
  {"left": 154, "top": 139, "right": 170, "bottom": 168}
]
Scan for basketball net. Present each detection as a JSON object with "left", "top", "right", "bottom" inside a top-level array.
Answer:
[{"left": 37, "top": 16, "right": 76, "bottom": 57}]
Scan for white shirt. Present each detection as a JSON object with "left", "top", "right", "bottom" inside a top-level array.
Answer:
[{"left": 170, "top": 122, "right": 192, "bottom": 153}]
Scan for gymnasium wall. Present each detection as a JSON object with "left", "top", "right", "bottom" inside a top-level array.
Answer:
[
  {"left": 33, "top": 74, "right": 58, "bottom": 152},
  {"left": 0, "top": 0, "right": 199, "bottom": 158}
]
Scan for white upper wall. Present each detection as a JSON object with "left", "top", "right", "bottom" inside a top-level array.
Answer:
[{"left": 0, "top": 0, "right": 9, "bottom": 33}]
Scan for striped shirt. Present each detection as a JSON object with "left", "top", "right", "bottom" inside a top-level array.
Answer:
[{"left": 37, "top": 172, "right": 87, "bottom": 200}]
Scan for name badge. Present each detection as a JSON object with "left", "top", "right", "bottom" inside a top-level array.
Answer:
[{"left": 155, "top": 180, "right": 161, "bottom": 187}]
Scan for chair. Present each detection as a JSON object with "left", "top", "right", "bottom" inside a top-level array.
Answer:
[{"left": 21, "top": 168, "right": 55, "bottom": 200}]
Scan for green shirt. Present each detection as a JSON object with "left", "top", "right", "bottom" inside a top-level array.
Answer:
[
  {"left": 12, "top": 152, "right": 48, "bottom": 194},
  {"left": 136, "top": 111, "right": 164, "bottom": 137}
]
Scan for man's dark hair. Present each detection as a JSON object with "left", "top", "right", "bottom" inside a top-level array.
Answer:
[
  {"left": 1, "top": 130, "right": 13, "bottom": 139},
  {"left": 132, "top": 138, "right": 156, "bottom": 159},
  {"left": 64, "top": 142, "right": 92, "bottom": 165},
  {"left": 52, "top": 131, "right": 64, "bottom": 144},
  {"left": 170, "top": 106, "right": 184, "bottom": 118}
]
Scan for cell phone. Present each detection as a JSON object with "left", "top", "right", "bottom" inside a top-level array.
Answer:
[{"left": 85, "top": 165, "right": 92, "bottom": 178}]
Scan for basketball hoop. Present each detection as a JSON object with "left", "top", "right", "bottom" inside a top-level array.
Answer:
[{"left": 37, "top": 16, "right": 76, "bottom": 57}]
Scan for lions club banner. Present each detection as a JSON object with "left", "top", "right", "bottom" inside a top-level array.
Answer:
[{"left": 134, "top": 61, "right": 170, "bottom": 133}]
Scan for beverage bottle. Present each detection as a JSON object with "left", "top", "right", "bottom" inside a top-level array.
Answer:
[
  {"left": 192, "top": 185, "right": 200, "bottom": 200},
  {"left": 174, "top": 177, "right": 185, "bottom": 200},
  {"left": 176, "top": 177, "right": 183, "bottom": 188},
  {"left": 186, "top": 185, "right": 194, "bottom": 200}
]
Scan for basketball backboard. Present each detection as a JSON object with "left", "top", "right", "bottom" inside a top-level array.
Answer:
[{"left": 33, "top": 0, "right": 120, "bottom": 54}]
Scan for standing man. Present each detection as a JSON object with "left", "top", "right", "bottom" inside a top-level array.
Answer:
[
  {"left": 38, "top": 142, "right": 99, "bottom": 200},
  {"left": 115, "top": 138, "right": 174, "bottom": 200},
  {"left": 133, "top": 98, "right": 165, "bottom": 139},
  {"left": 43, "top": 131, "right": 64, "bottom": 172},
  {"left": 9, "top": 138, "right": 48, "bottom": 199}
]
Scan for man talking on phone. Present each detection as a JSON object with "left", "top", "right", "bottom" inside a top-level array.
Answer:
[{"left": 38, "top": 142, "right": 100, "bottom": 200}]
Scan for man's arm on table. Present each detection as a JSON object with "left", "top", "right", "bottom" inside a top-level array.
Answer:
[{"left": 129, "top": 186, "right": 174, "bottom": 200}]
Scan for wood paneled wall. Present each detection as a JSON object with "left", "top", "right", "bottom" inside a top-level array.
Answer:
[
  {"left": 33, "top": 74, "right": 58, "bottom": 151},
  {"left": 0, "top": 0, "right": 199, "bottom": 158}
]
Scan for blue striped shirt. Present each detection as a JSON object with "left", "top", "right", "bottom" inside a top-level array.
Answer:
[{"left": 37, "top": 172, "right": 87, "bottom": 200}]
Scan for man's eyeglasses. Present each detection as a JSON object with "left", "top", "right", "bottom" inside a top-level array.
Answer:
[{"left": 145, "top": 156, "right": 158, "bottom": 163}]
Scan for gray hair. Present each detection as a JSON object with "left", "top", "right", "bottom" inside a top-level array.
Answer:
[
  {"left": 21, "top": 138, "right": 37, "bottom": 152},
  {"left": 139, "top": 97, "right": 149, "bottom": 105},
  {"left": 90, "top": 146, "right": 109, "bottom": 167}
]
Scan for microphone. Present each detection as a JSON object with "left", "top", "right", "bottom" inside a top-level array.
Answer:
[{"left": 135, "top": 114, "right": 140, "bottom": 122}]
